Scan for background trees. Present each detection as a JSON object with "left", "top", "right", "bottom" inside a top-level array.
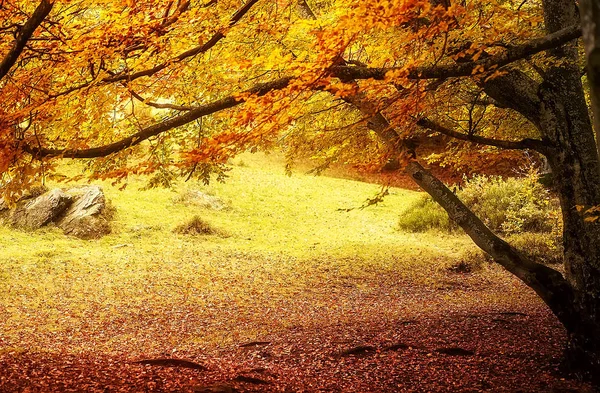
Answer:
[{"left": 2, "top": 0, "right": 599, "bottom": 379}]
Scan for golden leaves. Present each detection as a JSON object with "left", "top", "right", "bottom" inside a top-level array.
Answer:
[
  {"left": 577, "top": 205, "right": 600, "bottom": 223},
  {"left": 0, "top": 0, "right": 555, "bottom": 188}
]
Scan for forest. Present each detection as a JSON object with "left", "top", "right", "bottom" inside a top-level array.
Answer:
[{"left": 1, "top": 0, "right": 600, "bottom": 391}]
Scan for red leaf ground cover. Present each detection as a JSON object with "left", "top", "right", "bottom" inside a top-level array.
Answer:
[{"left": 1, "top": 282, "right": 596, "bottom": 392}]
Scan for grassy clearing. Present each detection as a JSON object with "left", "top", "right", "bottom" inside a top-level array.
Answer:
[{"left": 0, "top": 153, "right": 511, "bottom": 357}]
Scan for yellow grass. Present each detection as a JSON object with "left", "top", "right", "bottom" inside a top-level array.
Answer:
[{"left": 0, "top": 153, "right": 495, "bottom": 357}]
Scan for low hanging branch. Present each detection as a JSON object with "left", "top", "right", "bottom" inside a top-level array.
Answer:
[
  {"left": 24, "top": 76, "right": 293, "bottom": 158},
  {"left": 405, "top": 161, "right": 577, "bottom": 331},
  {"left": 335, "top": 75, "right": 576, "bottom": 335},
  {"left": 331, "top": 23, "right": 581, "bottom": 81}
]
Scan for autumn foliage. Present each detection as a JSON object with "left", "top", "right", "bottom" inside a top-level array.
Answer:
[
  {"left": 1, "top": 0, "right": 555, "bottom": 193},
  {"left": 3, "top": 0, "right": 600, "bottom": 383}
]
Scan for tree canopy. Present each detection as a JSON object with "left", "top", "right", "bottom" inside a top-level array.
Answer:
[
  {"left": 1, "top": 0, "right": 567, "bottom": 190},
  {"left": 3, "top": 0, "right": 600, "bottom": 381}
]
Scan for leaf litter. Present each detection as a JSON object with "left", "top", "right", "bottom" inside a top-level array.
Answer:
[{"left": 0, "top": 271, "right": 596, "bottom": 392}]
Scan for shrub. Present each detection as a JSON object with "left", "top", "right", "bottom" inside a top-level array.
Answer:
[
  {"left": 399, "top": 169, "right": 560, "bottom": 235},
  {"left": 398, "top": 195, "right": 453, "bottom": 232},
  {"left": 457, "top": 171, "right": 557, "bottom": 234},
  {"left": 506, "top": 232, "right": 563, "bottom": 265}
]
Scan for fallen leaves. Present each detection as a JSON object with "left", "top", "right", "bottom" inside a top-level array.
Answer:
[{"left": 1, "top": 285, "right": 596, "bottom": 392}]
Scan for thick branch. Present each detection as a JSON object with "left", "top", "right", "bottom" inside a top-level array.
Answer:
[
  {"left": 330, "top": 24, "right": 581, "bottom": 81},
  {"left": 0, "top": 0, "right": 54, "bottom": 81},
  {"left": 480, "top": 68, "right": 544, "bottom": 129},
  {"left": 417, "top": 117, "right": 550, "bottom": 152},
  {"left": 406, "top": 161, "right": 577, "bottom": 330},
  {"left": 24, "top": 77, "right": 292, "bottom": 158}
]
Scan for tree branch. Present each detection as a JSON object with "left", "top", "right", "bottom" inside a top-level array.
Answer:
[
  {"left": 129, "top": 89, "right": 193, "bottom": 111},
  {"left": 416, "top": 117, "right": 550, "bottom": 152},
  {"left": 104, "top": 0, "right": 259, "bottom": 84},
  {"left": 406, "top": 160, "right": 577, "bottom": 331},
  {"left": 49, "top": 0, "right": 259, "bottom": 98},
  {"left": 24, "top": 76, "right": 293, "bottom": 158},
  {"left": 330, "top": 23, "right": 581, "bottom": 81},
  {"left": 0, "top": 0, "right": 54, "bottom": 81},
  {"left": 479, "top": 68, "right": 543, "bottom": 129}
]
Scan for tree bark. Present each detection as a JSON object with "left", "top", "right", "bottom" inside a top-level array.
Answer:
[{"left": 580, "top": 0, "right": 600, "bottom": 174}]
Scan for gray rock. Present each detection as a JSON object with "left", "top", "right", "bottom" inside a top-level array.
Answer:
[
  {"left": 9, "top": 188, "right": 72, "bottom": 230},
  {"left": 177, "top": 190, "right": 226, "bottom": 210},
  {"left": 0, "top": 185, "right": 113, "bottom": 239},
  {"left": 58, "top": 185, "right": 111, "bottom": 239}
]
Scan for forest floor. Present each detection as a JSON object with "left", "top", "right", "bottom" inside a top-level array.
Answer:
[
  {"left": 1, "top": 282, "right": 596, "bottom": 392},
  {"left": 0, "top": 153, "right": 597, "bottom": 392}
]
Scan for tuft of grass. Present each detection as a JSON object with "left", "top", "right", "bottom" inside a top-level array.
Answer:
[
  {"left": 442, "top": 249, "right": 487, "bottom": 274},
  {"left": 174, "top": 215, "right": 225, "bottom": 236}
]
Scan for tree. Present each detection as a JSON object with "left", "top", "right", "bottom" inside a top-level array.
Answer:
[{"left": 2, "top": 0, "right": 600, "bottom": 380}]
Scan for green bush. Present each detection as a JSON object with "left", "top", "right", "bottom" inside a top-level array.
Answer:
[
  {"left": 398, "top": 195, "right": 453, "bottom": 232},
  {"left": 399, "top": 170, "right": 560, "bottom": 236},
  {"left": 506, "top": 232, "right": 563, "bottom": 265},
  {"left": 458, "top": 172, "right": 557, "bottom": 234}
]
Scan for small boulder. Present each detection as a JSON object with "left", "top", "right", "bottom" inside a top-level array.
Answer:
[
  {"left": 176, "top": 190, "right": 225, "bottom": 210},
  {"left": 0, "top": 185, "right": 113, "bottom": 239},
  {"left": 58, "top": 185, "right": 111, "bottom": 239},
  {"left": 8, "top": 188, "right": 72, "bottom": 230}
]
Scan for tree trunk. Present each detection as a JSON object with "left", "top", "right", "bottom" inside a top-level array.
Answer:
[{"left": 538, "top": 0, "right": 600, "bottom": 378}]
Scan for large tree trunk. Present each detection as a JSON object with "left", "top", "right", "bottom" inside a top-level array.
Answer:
[
  {"left": 470, "top": 0, "right": 600, "bottom": 377},
  {"left": 538, "top": 0, "right": 600, "bottom": 377}
]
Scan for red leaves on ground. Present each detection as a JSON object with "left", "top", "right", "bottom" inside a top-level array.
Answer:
[{"left": 1, "top": 305, "right": 595, "bottom": 392}]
